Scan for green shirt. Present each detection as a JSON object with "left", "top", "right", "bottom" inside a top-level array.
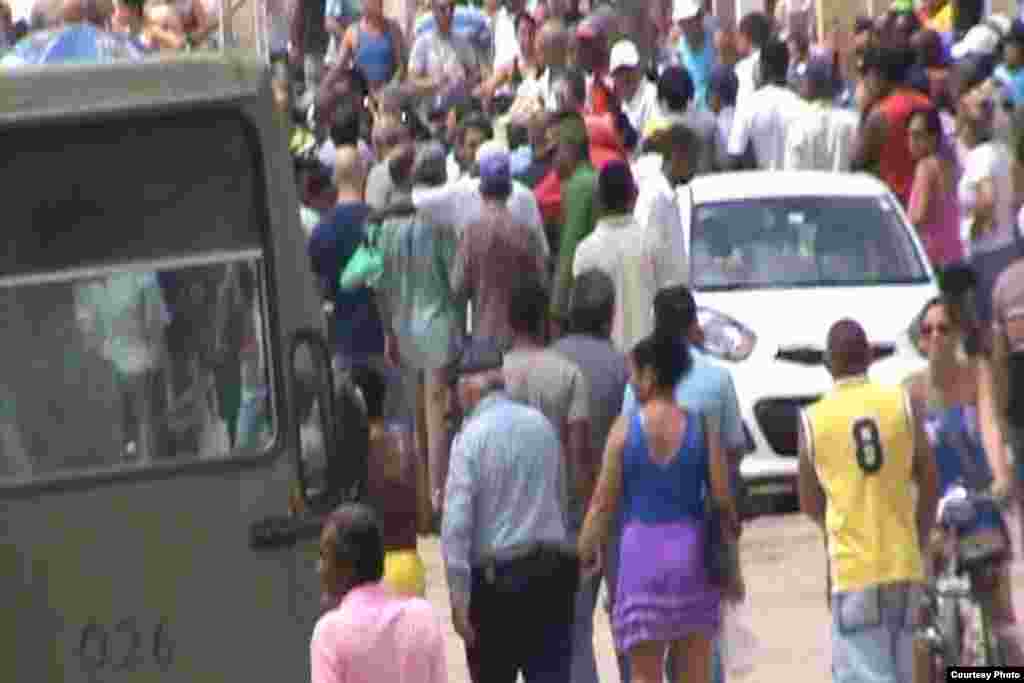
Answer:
[{"left": 551, "top": 162, "right": 598, "bottom": 320}]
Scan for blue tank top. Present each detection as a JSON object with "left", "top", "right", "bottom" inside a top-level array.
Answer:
[
  {"left": 925, "top": 402, "right": 1005, "bottom": 537},
  {"left": 621, "top": 409, "right": 708, "bottom": 524},
  {"left": 924, "top": 403, "right": 993, "bottom": 493},
  {"left": 355, "top": 25, "right": 396, "bottom": 87}
]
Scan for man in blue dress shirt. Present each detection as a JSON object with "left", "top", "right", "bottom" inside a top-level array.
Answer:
[{"left": 441, "top": 338, "right": 579, "bottom": 683}]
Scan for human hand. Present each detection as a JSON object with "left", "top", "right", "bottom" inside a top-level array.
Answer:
[
  {"left": 579, "top": 544, "right": 602, "bottom": 579},
  {"left": 452, "top": 604, "right": 476, "bottom": 646},
  {"left": 991, "top": 477, "right": 1015, "bottom": 505}
]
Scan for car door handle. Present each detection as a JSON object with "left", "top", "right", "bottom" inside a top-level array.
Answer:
[{"left": 249, "top": 515, "right": 324, "bottom": 550}]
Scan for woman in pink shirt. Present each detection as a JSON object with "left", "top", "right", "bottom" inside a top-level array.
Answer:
[
  {"left": 907, "top": 105, "right": 965, "bottom": 268},
  {"left": 311, "top": 503, "right": 447, "bottom": 683}
]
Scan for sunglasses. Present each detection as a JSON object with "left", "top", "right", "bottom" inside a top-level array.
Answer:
[{"left": 920, "top": 322, "right": 950, "bottom": 337}]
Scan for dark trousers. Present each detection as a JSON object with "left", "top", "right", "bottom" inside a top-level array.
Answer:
[{"left": 467, "top": 544, "right": 579, "bottom": 683}]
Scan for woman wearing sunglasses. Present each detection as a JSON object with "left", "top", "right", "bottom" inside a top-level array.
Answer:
[{"left": 905, "top": 296, "right": 1023, "bottom": 666}]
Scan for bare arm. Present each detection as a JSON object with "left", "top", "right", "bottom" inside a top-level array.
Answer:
[
  {"left": 849, "top": 109, "right": 887, "bottom": 174},
  {"left": 566, "top": 418, "right": 595, "bottom": 512},
  {"left": 577, "top": 415, "right": 626, "bottom": 564},
  {"left": 908, "top": 157, "right": 937, "bottom": 228},
  {"left": 333, "top": 24, "right": 357, "bottom": 70},
  {"left": 970, "top": 178, "right": 997, "bottom": 238},
  {"left": 706, "top": 415, "right": 734, "bottom": 517},
  {"left": 990, "top": 323, "right": 1012, "bottom": 428},
  {"left": 909, "top": 395, "right": 939, "bottom": 549},
  {"left": 974, "top": 357, "right": 1013, "bottom": 492},
  {"left": 388, "top": 20, "right": 408, "bottom": 83},
  {"left": 797, "top": 411, "right": 826, "bottom": 530}
]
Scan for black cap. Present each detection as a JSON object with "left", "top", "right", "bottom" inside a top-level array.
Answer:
[
  {"left": 1009, "top": 18, "right": 1024, "bottom": 45},
  {"left": 454, "top": 338, "right": 505, "bottom": 377}
]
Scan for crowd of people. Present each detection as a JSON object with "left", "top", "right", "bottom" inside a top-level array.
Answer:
[
  {"left": 5, "top": 0, "right": 1024, "bottom": 680},
  {"left": 291, "top": 0, "right": 1024, "bottom": 682}
]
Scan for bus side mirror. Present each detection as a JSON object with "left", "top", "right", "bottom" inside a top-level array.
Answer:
[{"left": 288, "top": 328, "right": 346, "bottom": 514}]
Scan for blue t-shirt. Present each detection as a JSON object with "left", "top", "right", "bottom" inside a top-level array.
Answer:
[
  {"left": 677, "top": 31, "right": 716, "bottom": 112},
  {"left": 308, "top": 201, "right": 386, "bottom": 358}
]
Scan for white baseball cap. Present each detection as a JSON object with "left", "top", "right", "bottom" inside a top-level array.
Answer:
[
  {"left": 673, "top": 0, "right": 702, "bottom": 22},
  {"left": 609, "top": 40, "right": 640, "bottom": 73},
  {"left": 951, "top": 22, "right": 1002, "bottom": 60}
]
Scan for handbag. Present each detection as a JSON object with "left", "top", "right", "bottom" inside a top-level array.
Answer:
[{"left": 339, "top": 221, "right": 384, "bottom": 291}]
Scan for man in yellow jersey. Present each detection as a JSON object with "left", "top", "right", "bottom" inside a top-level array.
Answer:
[{"left": 797, "top": 318, "right": 939, "bottom": 683}]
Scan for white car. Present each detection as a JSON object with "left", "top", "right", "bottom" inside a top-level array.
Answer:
[{"left": 679, "top": 171, "right": 938, "bottom": 506}]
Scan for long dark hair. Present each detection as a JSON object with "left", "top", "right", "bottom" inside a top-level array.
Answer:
[{"left": 631, "top": 329, "right": 692, "bottom": 392}]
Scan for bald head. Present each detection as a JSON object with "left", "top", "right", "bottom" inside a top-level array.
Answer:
[
  {"left": 333, "top": 145, "right": 368, "bottom": 195},
  {"left": 826, "top": 318, "right": 872, "bottom": 378}
]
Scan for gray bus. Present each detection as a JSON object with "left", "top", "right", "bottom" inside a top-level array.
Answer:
[{"left": 1, "top": 53, "right": 351, "bottom": 681}]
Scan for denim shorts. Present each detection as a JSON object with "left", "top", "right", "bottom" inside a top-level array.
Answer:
[{"left": 831, "top": 582, "right": 923, "bottom": 683}]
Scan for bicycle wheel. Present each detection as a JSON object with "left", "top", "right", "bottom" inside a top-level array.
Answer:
[
  {"left": 978, "top": 602, "right": 1006, "bottom": 666},
  {"left": 938, "top": 596, "right": 962, "bottom": 665}
]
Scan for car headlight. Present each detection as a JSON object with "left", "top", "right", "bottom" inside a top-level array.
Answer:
[{"left": 697, "top": 307, "right": 756, "bottom": 362}]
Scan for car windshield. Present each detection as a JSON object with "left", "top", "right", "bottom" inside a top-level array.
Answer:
[{"left": 691, "top": 195, "right": 930, "bottom": 291}]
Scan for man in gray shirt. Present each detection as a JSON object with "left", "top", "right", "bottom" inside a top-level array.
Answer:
[
  {"left": 442, "top": 338, "right": 577, "bottom": 682},
  {"left": 552, "top": 269, "right": 627, "bottom": 683},
  {"left": 407, "top": 0, "right": 481, "bottom": 133}
]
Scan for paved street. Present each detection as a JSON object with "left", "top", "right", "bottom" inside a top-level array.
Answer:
[
  {"left": 420, "top": 512, "right": 834, "bottom": 682},
  {"left": 419, "top": 508, "right": 1024, "bottom": 682}
]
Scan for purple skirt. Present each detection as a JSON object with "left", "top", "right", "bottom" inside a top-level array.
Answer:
[{"left": 612, "top": 519, "right": 721, "bottom": 653}]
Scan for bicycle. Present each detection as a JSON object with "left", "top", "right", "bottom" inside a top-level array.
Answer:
[{"left": 917, "top": 483, "right": 1013, "bottom": 677}]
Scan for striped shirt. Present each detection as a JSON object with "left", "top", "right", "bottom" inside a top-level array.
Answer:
[{"left": 441, "top": 392, "right": 568, "bottom": 604}]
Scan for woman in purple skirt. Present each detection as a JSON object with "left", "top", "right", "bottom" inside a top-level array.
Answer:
[{"left": 578, "top": 331, "right": 738, "bottom": 683}]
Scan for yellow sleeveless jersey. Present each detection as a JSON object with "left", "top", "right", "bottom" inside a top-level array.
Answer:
[{"left": 803, "top": 376, "right": 923, "bottom": 593}]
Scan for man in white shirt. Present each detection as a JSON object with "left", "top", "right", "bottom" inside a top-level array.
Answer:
[
  {"left": 631, "top": 123, "right": 695, "bottom": 295},
  {"left": 728, "top": 38, "right": 807, "bottom": 170},
  {"left": 573, "top": 160, "right": 667, "bottom": 351},
  {"left": 609, "top": 39, "right": 658, "bottom": 138},
  {"left": 784, "top": 53, "right": 859, "bottom": 172},
  {"left": 412, "top": 140, "right": 551, "bottom": 262},
  {"left": 734, "top": 11, "right": 772, "bottom": 111},
  {"left": 489, "top": 0, "right": 525, "bottom": 77}
]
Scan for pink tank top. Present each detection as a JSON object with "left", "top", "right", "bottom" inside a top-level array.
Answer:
[{"left": 909, "top": 162, "right": 964, "bottom": 268}]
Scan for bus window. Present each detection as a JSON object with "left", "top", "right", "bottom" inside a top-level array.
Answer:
[
  {"left": 0, "top": 257, "right": 274, "bottom": 480},
  {"left": 0, "top": 109, "right": 277, "bottom": 482}
]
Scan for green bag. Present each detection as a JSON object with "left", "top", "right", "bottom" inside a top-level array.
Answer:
[{"left": 339, "top": 222, "right": 384, "bottom": 290}]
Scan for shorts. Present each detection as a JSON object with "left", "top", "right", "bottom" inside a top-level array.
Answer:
[
  {"left": 831, "top": 582, "right": 922, "bottom": 683},
  {"left": 384, "top": 549, "right": 426, "bottom": 598}
]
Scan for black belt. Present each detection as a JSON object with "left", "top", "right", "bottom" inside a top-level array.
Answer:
[{"left": 474, "top": 541, "right": 578, "bottom": 584}]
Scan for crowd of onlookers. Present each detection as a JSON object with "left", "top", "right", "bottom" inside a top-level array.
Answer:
[{"left": 5, "top": 0, "right": 1024, "bottom": 680}]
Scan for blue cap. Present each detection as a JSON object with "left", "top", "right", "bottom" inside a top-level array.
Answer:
[{"left": 479, "top": 150, "right": 511, "bottom": 198}]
